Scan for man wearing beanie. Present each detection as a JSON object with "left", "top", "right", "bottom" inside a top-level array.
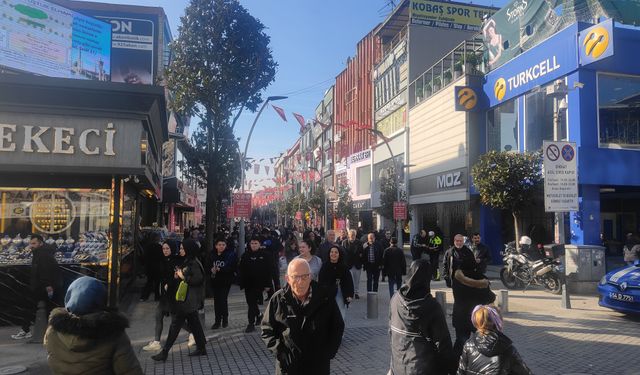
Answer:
[{"left": 44, "top": 276, "right": 142, "bottom": 375}]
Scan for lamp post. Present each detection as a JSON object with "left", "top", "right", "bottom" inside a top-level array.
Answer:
[{"left": 237, "top": 95, "right": 287, "bottom": 259}]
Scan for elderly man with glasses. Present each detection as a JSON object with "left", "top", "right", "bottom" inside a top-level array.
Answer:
[{"left": 261, "top": 258, "right": 344, "bottom": 375}]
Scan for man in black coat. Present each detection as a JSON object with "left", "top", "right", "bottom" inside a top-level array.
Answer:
[
  {"left": 389, "top": 259, "right": 454, "bottom": 375},
  {"left": 12, "top": 235, "right": 61, "bottom": 340},
  {"left": 239, "top": 237, "right": 275, "bottom": 333},
  {"left": 261, "top": 258, "right": 344, "bottom": 375},
  {"left": 342, "top": 229, "right": 364, "bottom": 299},
  {"left": 470, "top": 232, "right": 492, "bottom": 275},
  {"left": 383, "top": 237, "right": 406, "bottom": 298},
  {"left": 447, "top": 234, "right": 491, "bottom": 360},
  {"left": 363, "top": 232, "right": 384, "bottom": 293}
]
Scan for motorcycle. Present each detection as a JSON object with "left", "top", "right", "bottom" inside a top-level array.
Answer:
[{"left": 500, "top": 241, "right": 563, "bottom": 294}]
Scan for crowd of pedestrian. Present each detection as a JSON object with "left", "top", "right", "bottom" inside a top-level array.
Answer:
[{"left": 14, "top": 221, "right": 536, "bottom": 374}]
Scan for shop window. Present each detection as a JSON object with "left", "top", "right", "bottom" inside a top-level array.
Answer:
[
  {"left": 599, "top": 74, "right": 640, "bottom": 148},
  {"left": 525, "top": 82, "right": 567, "bottom": 151},
  {"left": 487, "top": 99, "right": 518, "bottom": 152},
  {"left": 356, "top": 165, "right": 371, "bottom": 196},
  {"left": 0, "top": 188, "right": 111, "bottom": 265}
]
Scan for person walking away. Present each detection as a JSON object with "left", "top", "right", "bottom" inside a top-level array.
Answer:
[
  {"left": 457, "top": 305, "right": 533, "bottom": 375},
  {"left": 363, "top": 232, "right": 384, "bottom": 293},
  {"left": 210, "top": 238, "right": 237, "bottom": 329},
  {"left": 318, "top": 246, "right": 354, "bottom": 320},
  {"left": 152, "top": 240, "right": 207, "bottom": 361},
  {"left": 379, "top": 231, "right": 392, "bottom": 282},
  {"left": 12, "top": 234, "right": 62, "bottom": 340},
  {"left": 470, "top": 232, "right": 492, "bottom": 275},
  {"left": 141, "top": 232, "right": 163, "bottom": 302},
  {"left": 318, "top": 229, "right": 340, "bottom": 264},
  {"left": 44, "top": 276, "right": 142, "bottom": 375},
  {"left": 343, "top": 229, "right": 364, "bottom": 299},
  {"left": 413, "top": 230, "right": 429, "bottom": 262},
  {"left": 446, "top": 234, "right": 491, "bottom": 360},
  {"left": 238, "top": 237, "right": 275, "bottom": 333},
  {"left": 296, "top": 239, "right": 323, "bottom": 281},
  {"left": 427, "top": 231, "right": 443, "bottom": 281},
  {"left": 389, "top": 259, "right": 454, "bottom": 375},
  {"left": 383, "top": 238, "right": 407, "bottom": 298},
  {"left": 261, "top": 258, "right": 344, "bottom": 375},
  {"left": 285, "top": 236, "right": 299, "bottom": 263},
  {"left": 142, "top": 240, "right": 178, "bottom": 352}
]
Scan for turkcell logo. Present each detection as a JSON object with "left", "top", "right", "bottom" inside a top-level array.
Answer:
[
  {"left": 579, "top": 19, "right": 614, "bottom": 66},
  {"left": 493, "top": 57, "right": 560, "bottom": 102}
]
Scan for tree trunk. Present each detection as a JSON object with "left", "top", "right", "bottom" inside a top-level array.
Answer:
[
  {"left": 513, "top": 211, "right": 520, "bottom": 251},
  {"left": 205, "top": 159, "right": 218, "bottom": 253}
]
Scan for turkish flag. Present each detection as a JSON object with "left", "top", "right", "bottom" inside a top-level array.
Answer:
[{"left": 272, "top": 105, "right": 287, "bottom": 122}]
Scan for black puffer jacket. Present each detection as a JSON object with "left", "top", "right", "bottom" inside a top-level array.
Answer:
[
  {"left": 389, "top": 260, "right": 455, "bottom": 375},
  {"left": 261, "top": 282, "right": 344, "bottom": 375},
  {"left": 457, "top": 331, "right": 533, "bottom": 375}
]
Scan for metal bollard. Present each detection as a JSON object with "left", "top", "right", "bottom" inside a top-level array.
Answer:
[
  {"left": 561, "top": 283, "right": 571, "bottom": 309},
  {"left": 367, "top": 292, "right": 378, "bottom": 319},
  {"left": 28, "top": 301, "right": 48, "bottom": 344},
  {"left": 435, "top": 291, "right": 447, "bottom": 315},
  {"left": 496, "top": 290, "right": 509, "bottom": 313}
]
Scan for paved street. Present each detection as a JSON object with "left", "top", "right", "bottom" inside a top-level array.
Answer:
[{"left": 2, "top": 265, "right": 640, "bottom": 375}]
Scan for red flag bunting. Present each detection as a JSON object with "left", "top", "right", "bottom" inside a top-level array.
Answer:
[
  {"left": 272, "top": 105, "right": 287, "bottom": 122},
  {"left": 264, "top": 165, "right": 270, "bottom": 175},
  {"left": 292, "top": 113, "right": 305, "bottom": 129}
]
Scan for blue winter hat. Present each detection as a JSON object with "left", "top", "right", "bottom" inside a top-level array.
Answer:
[{"left": 64, "top": 276, "right": 107, "bottom": 315}]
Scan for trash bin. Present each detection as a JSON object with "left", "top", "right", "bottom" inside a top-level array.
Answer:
[{"left": 564, "top": 245, "right": 606, "bottom": 294}]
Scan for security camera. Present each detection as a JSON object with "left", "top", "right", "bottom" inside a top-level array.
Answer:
[{"left": 573, "top": 81, "right": 585, "bottom": 89}]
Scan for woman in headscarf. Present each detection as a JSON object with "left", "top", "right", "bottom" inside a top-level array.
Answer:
[
  {"left": 152, "top": 240, "right": 207, "bottom": 361},
  {"left": 143, "top": 239, "right": 178, "bottom": 352},
  {"left": 388, "top": 259, "right": 454, "bottom": 375}
]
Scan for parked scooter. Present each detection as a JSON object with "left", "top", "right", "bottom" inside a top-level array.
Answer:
[{"left": 500, "top": 236, "right": 563, "bottom": 294}]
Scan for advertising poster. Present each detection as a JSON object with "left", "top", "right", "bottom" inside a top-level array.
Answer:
[
  {"left": 96, "top": 15, "right": 154, "bottom": 84},
  {"left": 410, "top": 0, "right": 496, "bottom": 31},
  {"left": 0, "top": 0, "right": 111, "bottom": 80},
  {"left": 483, "top": 0, "right": 640, "bottom": 71}
]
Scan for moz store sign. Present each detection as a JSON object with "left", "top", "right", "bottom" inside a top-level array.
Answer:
[
  {"left": 410, "top": 167, "right": 468, "bottom": 196},
  {"left": 0, "top": 112, "right": 142, "bottom": 172}
]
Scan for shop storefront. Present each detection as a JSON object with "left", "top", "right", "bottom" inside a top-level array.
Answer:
[
  {"left": 0, "top": 74, "right": 167, "bottom": 322},
  {"left": 480, "top": 20, "right": 640, "bottom": 257},
  {"left": 346, "top": 149, "right": 373, "bottom": 231}
]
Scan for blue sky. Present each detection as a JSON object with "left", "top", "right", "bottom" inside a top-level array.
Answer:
[{"left": 92, "top": 0, "right": 510, "bottom": 190}]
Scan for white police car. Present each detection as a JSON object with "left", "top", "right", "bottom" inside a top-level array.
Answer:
[{"left": 598, "top": 261, "right": 640, "bottom": 315}]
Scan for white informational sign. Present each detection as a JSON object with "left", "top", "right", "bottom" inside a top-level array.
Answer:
[{"left": 543, "top": 140, "right": 578, "bottom": 212}]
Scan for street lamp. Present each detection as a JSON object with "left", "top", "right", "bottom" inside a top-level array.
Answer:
[{"left": 237, "top": 95, "right": 287, "bottom": 258}]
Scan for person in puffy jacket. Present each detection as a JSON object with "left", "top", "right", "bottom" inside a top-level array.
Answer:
[
  {"left": 389, "top": 259, "right": 455, "bottom": 375},
  {"left": 457, "top": 305, "right": 533, "bottom": 375},
  {"left": 44, "top": 276, "right": 142, "bottom": 375}
]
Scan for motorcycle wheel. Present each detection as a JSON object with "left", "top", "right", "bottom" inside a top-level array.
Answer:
[
  {"left": 544, "top": 273, "right": 562, "bottom": 294},
  {"left": 500, "top": 267, "right": 521, "bottom": 290}
]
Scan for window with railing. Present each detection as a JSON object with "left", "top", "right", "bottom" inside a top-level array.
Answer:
[{"left": 409, "top": 37, "right": 485, "bottom": 108}]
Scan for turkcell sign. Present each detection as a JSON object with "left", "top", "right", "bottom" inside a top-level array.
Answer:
[{"left": 484, "top": 24, "right": 579, "bottom": 107}]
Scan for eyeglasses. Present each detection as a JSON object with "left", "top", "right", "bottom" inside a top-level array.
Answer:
[{"left": 288, "top": 273, "right": 311, "bottom": 281}]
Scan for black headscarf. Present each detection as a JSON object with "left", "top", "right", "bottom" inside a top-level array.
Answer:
[
  {"left": 181, "top": 239, "right": 200, "bottom": 260},
  {"left": 399, "top": 259, "right": 432, "bottom": 300}
]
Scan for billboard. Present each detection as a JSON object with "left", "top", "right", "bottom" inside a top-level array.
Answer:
[
  {"left": 410, "top": 0, "right": 497, "bottom": 31},
  {"left": 483, "top": 0, "right": 640, "bottom": 71},
  {"left": 0, "top": 0, "right": 111, "bottom": 80},
  {"left": 95, "top": 15, "right": 155, "bottom": 84}
]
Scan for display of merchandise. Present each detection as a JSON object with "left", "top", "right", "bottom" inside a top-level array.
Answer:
[{"left": 0, "top": 231, "right": 109, "bottom": 265}]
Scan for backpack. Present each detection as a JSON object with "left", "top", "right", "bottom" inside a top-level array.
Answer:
[{"left": 442, "top": 248, "right": 453, "bottom": 288}]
